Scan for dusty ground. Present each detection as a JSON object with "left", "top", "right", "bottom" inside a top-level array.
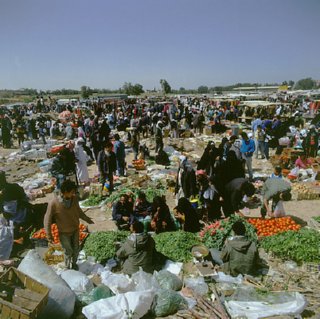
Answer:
[{"left": 1, "top": 135, "right": 319, "bottom": 232}]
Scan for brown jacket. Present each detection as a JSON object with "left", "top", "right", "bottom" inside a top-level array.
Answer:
[{"left": 44, "top": 195, "right": 90, "bottom": 238}]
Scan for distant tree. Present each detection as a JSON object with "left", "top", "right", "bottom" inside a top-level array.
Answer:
[
  {"left": 282, "top": 81, "right": 288, "bottom": 86},
  {"left": 295, "top": 78, "right": 316, "bottom": 90},
  {"left": 288, "top": 80, "right": 295, "bottom": 87},
  {"left": 80, "top": 86, "right": 92, "bottom": 99},
  {"left": 179, "top": 87, "right": 186, "bottom": 94},
  {"left": 160, "top": 79, "right": 171, "bottom": 94},
  {"left": 213, "top": 86, "right": 223, "bottom": 94},
  {"left": 122, "top": 82, "right": 144, "bottom": 95},
  {"left": 198, "top": 85, "right": 209, "bottom": 94}
]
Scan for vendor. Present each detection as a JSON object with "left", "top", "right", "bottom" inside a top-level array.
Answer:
[
  {"left": 132, "top": 192, "right": 152, "bottom": 231},
  {"left": 44, "top": 180, "right": 93, "bottom": 269},
  {"left": 173, "top": 197, "right": 200, "bottom": 233},
  {"left": 116, "top": 221, "right": 158, "bottom": 275},
  {"left": 112, "top": 194, "right": 134, "bottom": 230},
  {"left": 270, "top": 166, "right": 283, "bottom": 179},
  {"left": 222, "top": 178, "right": 255, "bottom": 217},
  {"left": 0, "top": 171, "right": 30, "bottom": 225},
  {"left": 260, "top": 178, "right": 292, "bottom": 218},
  {"left": 211, "top": 221, "right": 261, "bottom": 277},
  {"left": 150, "top": 196, "right": 176, "bottom": 233},
  {"left": 295, "top": 153, "right": 312, "bottom": 169}
]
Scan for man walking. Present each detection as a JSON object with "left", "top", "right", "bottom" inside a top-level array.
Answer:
[
  {"left": 240, "top": 132, "right": 255, "bottom": 181},
  {"left": 44, "top": 180, "right": 93, "bottom": 269},
  {"left": 113, "top": 134, "right": 126, "bottom": 176}
]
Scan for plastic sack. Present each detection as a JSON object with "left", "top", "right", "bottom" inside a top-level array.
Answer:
[
  {"left": 18, "top": 250, "right": 76, "bottom": 319},
  {"left": 82, "top": 289, "right": 155, "bottom": 319},
  {"left": 0, "top": 218, "right": 14, "bottom": 260},
  {"left": 163, "top": 260, "right": 183, "bottom": 276},
  {"left": 60, "top": 269, "right": 94, "bottom": 295},
  {"left": 274, "top": 200, "right": 286, "bottom": 218},
  {"left": 184, "top": 277, "right": 209, "bottom": 296},
  {"left": 100, "top": 270, "right": 135, "bottom": 294},
  {"left": 213, "top": 272, "right": 243, "bottom": 284},
  {"left": 78, "top": 260, "right": 104, "bottom": 275},
  {"left": 131, "top": 268, "right": 160, "bottom": 291},
  {"left": 289, "top": 167, "right": 299, "bottom": 177},
  {"left": 155, "top": 270, "right": 183, "bottom": 291},
  {"left": 152, "top": 289, "right": 188, "bottom": 317},
  {"left": 79, "top": 284, "right": 114, "bottom": 305},
  {"left": 225, "top": 291, "right": 307, "bottom": 319},
  {"left": 278, "top": 137, "right": 290, "bottom": 146}
]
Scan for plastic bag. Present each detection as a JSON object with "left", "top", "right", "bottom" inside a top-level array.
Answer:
[
  {"left": 274, "top": 200, "right": 286, "bottom": 218},
  {"left": 225, "top": 290, "right": 307, "bottom": 319},
  {"left": 60, "top": 270, "right": 94, "bottom": 295},
  {"left": 213, "top": 272, "right": 243, "bottom": 284},
  {"left": 78, "top": 260, "right": 104, "bottom": 275},
  {"left": 152, "top": 289, "right": 188, "bottom": 317},
  {"left": 0, "top": 218, "right": 14, "bottom": 260},
  {"left": 82, "top": 289, "right": 155, "bottom": 319},
  {"left": 18, "top": 250, "right": 76, "bottom": 319},
  {"left": 184, "top": 277, "right": 209, "bottom": 296},
  {"left": 79, "top": 284, "right": 114, "bottom": 305},
  {"left": 131, "top": 268, "right": 160, "bottom": 291},
  {"left": 289, "top": 167, "right": 299, "bottom": 177},
  {"left": 100, "top": 270, "right": 135, "bottom": 294},
  {"left": 155, "top": 270, "right": 183, "bottom": 291}
]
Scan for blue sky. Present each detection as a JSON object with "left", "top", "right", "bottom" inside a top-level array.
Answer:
[{"left": 0, "top": 0, "right": 319, "bottom": 90}]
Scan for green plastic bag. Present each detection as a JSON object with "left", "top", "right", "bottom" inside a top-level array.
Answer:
[{"left": 152, "top": 289, "right": 188, "bottom": 317}]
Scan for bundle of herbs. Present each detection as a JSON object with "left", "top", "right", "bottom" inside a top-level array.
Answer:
[
  {"left": 261, "top": 228, "right": 320, "bottom": 264},
  {"left": 83, "top": 231, "right": 129, "bottom": 263},
  {"left": 154, "top": 231, "right": 201, "bottom": 263}
]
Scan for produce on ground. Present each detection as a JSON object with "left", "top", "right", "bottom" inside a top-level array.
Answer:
[
  {"left": 292, "top": 183, "right": 320, "bottom": 200},
  {"left": 261, "top": 228, "right": 320, "bottom": 263},
  {"left": 200, "top": 215, "right": 257, "bottom": 250},
  {"left": 106, "top": 183, "right": 165, "bottom": 205},
  {"left": 154, "top": 231, "right": 201, "bottom": 263},
  {"left": 32, "top": 223, "right": 88, "bottom": 245},
  {"left": 83, "top": 231, "right": 129, "bottom": 262},
  {"left": 248, "top": 216, "right": 301, "bottom": 237},
  {"left": 82, "top": 195, "right": 105, "bottom": 207}
]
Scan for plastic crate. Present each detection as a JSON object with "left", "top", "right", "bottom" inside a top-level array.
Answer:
[{"left": 0, "top": 267, "right": 49, "bottom": 319}]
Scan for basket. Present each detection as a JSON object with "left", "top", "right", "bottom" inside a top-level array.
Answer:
[
  {"left": 44, "top": 245, "right": 64, "bottom": 265},
  {"left": 0, "top": 267, "right": 49, "bottom": 319}
]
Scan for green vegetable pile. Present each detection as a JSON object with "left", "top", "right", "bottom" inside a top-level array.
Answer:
[
  {"left": 261, "top": 228, "right": 320, "bottom": 264},
  {"left": 154, "top": 231, "right": 201, "bottom": 263},
  {"left": 82, "top": 195, "right": 104, "bottom": 207},
  {"left": 201, "top": 215, "right": 257, "bottom": 250},
  {"left": 83, "top": 231, "right": 129, "bottom": 262},
  {"left": 312, "top": 216, "right": 320, "bottom": 223},
  {"left": 106, "top": 182, "right": 165, "bottom": 204}
]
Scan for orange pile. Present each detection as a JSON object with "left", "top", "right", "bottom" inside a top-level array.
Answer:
[
  {"left": 32, "top": 223, "right": 88, "bottom": 244},
  {"left": 247, "top": 216, "right": 301, "bottom": 237}
]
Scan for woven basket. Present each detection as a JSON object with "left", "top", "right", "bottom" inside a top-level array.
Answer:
[{"left": 44, "top": 245, "right": 64, "bottom": 265}]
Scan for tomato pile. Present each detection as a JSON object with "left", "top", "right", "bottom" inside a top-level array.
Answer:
[
  {"left": 32, "top": 223, "right": 88, "bottom": 244},
  {"left": 247, "top": 217, "right": 301, "bottom": 237}
]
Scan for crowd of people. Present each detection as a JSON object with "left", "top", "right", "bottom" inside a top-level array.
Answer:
[{"left": 0, "top": 93, "right": 319, "bottom": 276}]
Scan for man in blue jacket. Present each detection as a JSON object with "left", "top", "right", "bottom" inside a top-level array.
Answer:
[
  {"left": 113, "top": 134, "right": 126, "bottom": 176},
  {"left": 240, "top": 132, "right": 255, "bottom": 181}
]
